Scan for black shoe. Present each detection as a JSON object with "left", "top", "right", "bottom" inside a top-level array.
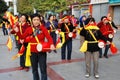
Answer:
[
  {"left": 24, "top": 67, "right": 29, "bottom": 72},
  {"left": 53, "top": 50, "right": 57, "bottom": 53},
  {"left": 48, "top": 51, "right": 52, "bottom": 53},
  {"left": 99, "top": 55, "right": 102, "bottom": 58},
  {"left": 104, "top": 55, "right": 108, "bottom": 58},
  {"left": 19, "top": 67, "right": 24, "bottom": 70}
]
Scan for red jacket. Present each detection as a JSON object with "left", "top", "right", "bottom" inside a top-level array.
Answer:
[
  {"left": 17, "top": 25, "right": 53, "bottom": 53},
  {"left": 97, "top": 22, "right": 114, "bottom": 38}
]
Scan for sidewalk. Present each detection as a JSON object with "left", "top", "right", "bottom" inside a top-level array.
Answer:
[{"left": 0, "top": 28, "right": 120, "bottom": 80}]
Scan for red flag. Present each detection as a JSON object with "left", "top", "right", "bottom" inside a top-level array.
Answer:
[
  {"left": 18, "top": 45, "right": 25, "bottom": 55},
  {"left": 5, "top": 11, "right": 18, "bottom": 28},
  {"left": 9, "top": 15, "right": 14, "bottom": 28},
  {"left": 110, "top": 43, "right": 118, "bottom": 54}
]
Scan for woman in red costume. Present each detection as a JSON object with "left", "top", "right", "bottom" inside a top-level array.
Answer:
[
  {"left": 11, "top": 14, "right": 30, "bottom": 71},
  {"left": 13, "top": 13, "right": 55, "bottom": 80},
  {"left": 97, "top": 16, "right": 114, "bottom": 58}
]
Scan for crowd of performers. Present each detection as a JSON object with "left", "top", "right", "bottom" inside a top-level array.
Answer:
[{"left": 1, "top": 12, "right": 119, "bottom": 80}]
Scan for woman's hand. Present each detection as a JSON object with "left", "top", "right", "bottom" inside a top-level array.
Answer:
[
  {"left": 106, "top": 41, "right": 111, "bottom": 45},
  {"left": 20, "top": 39, "right": 24, "bottom": 44},
  {"left": 50, "top": 44, "right": 56, "bottom": 50}
]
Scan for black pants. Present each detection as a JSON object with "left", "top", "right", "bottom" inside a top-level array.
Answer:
[
  {"left": 50, "top": 32, "right": 57, "bottom": 45},
  {"left": 99, "top": 44, "right": 110, "bottom": 56},
  {"left": 61, "top": 39, "right": 72, "bottom": 60},
  {"left": 18, "top": 43, "right": 28, "bottom": 68},
  {"left": 2, "top": 28, "right": 8, "bottom": 35},
  {"left": 30, "top": 52, "right": 47, "bottom": 80}
]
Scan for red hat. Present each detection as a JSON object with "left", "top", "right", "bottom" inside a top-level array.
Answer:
[
  {"left": 61, "top": 16, "right": 70, "bottom": 22},
  {"left": 103, "top": 18, "right": 109, "bottom": 21}
]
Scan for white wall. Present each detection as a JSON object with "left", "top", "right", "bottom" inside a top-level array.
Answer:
[{"left": 91, "top": 0, "right": 108, "bottom": 4}]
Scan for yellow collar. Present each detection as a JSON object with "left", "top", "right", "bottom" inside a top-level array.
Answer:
[{"left": 85, "top": 25, "right": 99, "bottom": 30}]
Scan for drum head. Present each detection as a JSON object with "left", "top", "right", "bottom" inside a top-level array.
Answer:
[
  {"left": 68, "top": 32, "right": 73, "bottom": 37},
  {"left": 98, "top": 42, "right": 105, "bottom": 48},
  {"left": 55, "top": 30, "right": 59, "bottom": 34},
  {"left": 108, "top": 34, "right": 113, "bottom": 38},
  {"left": 36, "top": 43, "right": 42, "bottom": 52}
]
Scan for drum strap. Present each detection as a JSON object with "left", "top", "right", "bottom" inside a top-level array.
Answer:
[
  {"left": 19, "top": 23, "right": 22, "bottom": 34},
  {"left": 50, "top": 21, "right": 56, "bottom": 30},
  {"left": 65, "top": 23, "right": 70, "bottom": 33},
  {"left": 32, "top": 27, "right": 40, "bottom": 43},
  {"left": 88, "top": 29, "right": 98, "bottom": 42},
  {"left": 25, "top": 27, "right": 41, "bottom": 67}
]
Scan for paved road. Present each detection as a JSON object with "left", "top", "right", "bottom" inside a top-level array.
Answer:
[{"left": 0, "top": 28, "right": 120, "bottom": 80}]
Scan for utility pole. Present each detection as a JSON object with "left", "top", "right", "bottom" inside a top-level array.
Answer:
[
  {"left": 33, "top": 7, "right": 36, "bottom": 13},
  {"left": 13, "top": 0, "right": 18, "bottom": 15}
]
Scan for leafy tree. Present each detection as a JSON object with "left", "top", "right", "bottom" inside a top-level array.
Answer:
[
  {"left": 29, "top": 0, "right": 88, "bottom": 13},
  {"left": 17, "top": 0, "right": 33, "bottom": 15},
  {"left": 0, "top": 0, "right": 8, "bottom": 14},
  {"left": 17, "top": 0, "right": 89, "bottom": 15},
  {"left": 28, "top": 0, "right": 69, "bottom": 14},
  {"left": 0, "top": 0, "right": 8, "bottom": 23}
]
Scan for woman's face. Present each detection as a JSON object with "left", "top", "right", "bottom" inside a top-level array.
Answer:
[
  {"left": 50, "top": 16, "right": 54, "bottom": 21},
  {"left": 20, "top": 15, "right": 26, "bottom": 23},
  {"left": 108, "top": 17, "right": 112, "bottom": 21},
  {"left": 53, "top": 16, "right": 56, "bottom": 20},
  {"left": 82, "top": 16, "right": 86, "bottom": 21},
  {"left": 32, "top": 17, "right": 40, "bottom": 27},
  {"left": 102, "top": 18, "right": 108, "bottom": 23}
]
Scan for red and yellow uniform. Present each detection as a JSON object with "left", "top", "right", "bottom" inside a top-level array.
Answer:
[
  {"left": 16, "top": 24, "right": 53, "bottom": 53},
  {"left": 97, "top": 17, "right": 115, "bottom": 58},
  {"left": 11, "top": 22, "right": 30, "bottom": 71},
  {"left": 97, "top": 20, "right": 114, "bottom": 40}
]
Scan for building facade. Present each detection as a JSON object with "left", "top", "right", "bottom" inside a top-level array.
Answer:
[
  {"left": 90, "top": 0, "right": 120, "bottom": 25},
  {"left": 80, "top": 3, "right": 90, "bottom": 17},
  {"left": 91, "top": 0, "right": 109, "bottom": 23},
  {"left": 109, "top": 0, "right": 120, "bottom": 25},
  {"left": 72, "top": 4, "right": 81, "bottom": 18}
]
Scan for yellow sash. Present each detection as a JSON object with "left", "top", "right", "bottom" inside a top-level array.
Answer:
[
  {"left": 19, "top": 23, "right": 22, "bottom": 34},
  {"left": 25, "top": 27, "right": 40, "bottom": 67},
  {"left": 49, "top": 21, "right": 56, "bottom": 32}
]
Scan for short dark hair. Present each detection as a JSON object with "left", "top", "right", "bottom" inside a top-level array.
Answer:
[
  {"left": 101, "top": 16, "right": 107, "bottom": 21},
  {"left": 21, "top": 14, "right": 28, "bottom": 21},
  {"left": 85, "top": 18, "right": 95, "bottom": 25},
  {"left": 31, "top": 13, "right": 40, "bottom": 20},
  {"left": 62, "top": 14, "right": 68, "bottom": 18},
  {"left": 48, "top": 14, "right": 53, "bottom": 20}
]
